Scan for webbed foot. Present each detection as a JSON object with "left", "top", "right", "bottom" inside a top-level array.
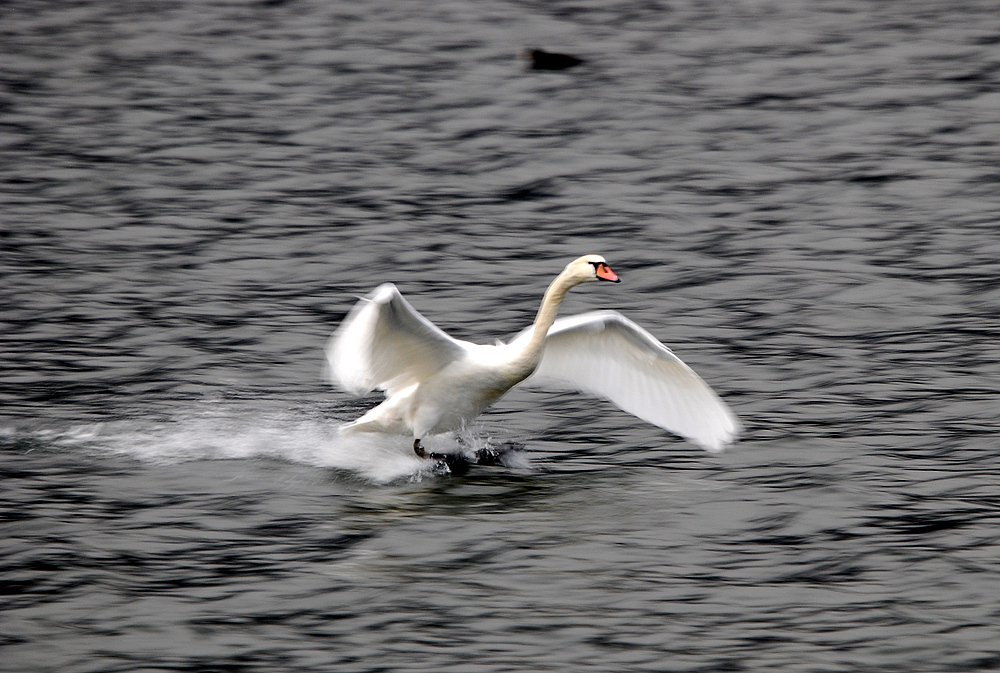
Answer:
[
  {"left": 414, "top": 439, "right": 470, "bottom": 475},
  {"left": 413, "top": 438, "right": 429, "bottom": 458}
]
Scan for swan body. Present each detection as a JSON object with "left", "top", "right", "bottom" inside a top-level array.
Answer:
[{"left": 326, "top": 255, "right": 740, "bottom": 454}]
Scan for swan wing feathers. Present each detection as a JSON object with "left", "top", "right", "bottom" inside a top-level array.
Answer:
[
  {"left": 514, "top": 311, "right": 741, "bottom": 452},
  {"left": 326, "top": 283, "right": 466, "bottom": 396}
]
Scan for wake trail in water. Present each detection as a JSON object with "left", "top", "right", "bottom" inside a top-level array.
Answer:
[{"left": 0, "top": 404, "right": 531, "bottom": 482}]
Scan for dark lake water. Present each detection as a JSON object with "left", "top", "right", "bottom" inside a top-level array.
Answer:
[{"left": 3, "top": 0, "right": 1000, "bottom": 670}]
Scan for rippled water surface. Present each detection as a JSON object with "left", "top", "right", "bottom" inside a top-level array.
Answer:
[{"left": 3, "top": 1, "right": 1000, "bottom": 671}]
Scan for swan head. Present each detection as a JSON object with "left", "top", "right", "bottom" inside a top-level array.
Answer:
[{"left": 565, "top": 254, "right": 620, "bottom": 284}]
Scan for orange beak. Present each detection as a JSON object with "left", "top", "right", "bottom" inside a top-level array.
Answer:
[{"left": 595, "top": 263, "right": 620, "bottom": 283}]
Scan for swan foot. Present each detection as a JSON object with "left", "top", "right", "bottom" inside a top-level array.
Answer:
[
  {"left": 473, "top": 441, "right": 525, "bottom": 466},
  {"left": 414, "top": 439, "right": 471, "bottom": 476},
  {"left": 472, "top": 447, "right": 503, "bottom": 466},
  {"left": 413, "top": 438, "right": 433, "bottom": 459}
]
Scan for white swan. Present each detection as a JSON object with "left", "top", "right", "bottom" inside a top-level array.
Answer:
[{"left": 326, "top": 255, "right": 740, "bottom": 458}]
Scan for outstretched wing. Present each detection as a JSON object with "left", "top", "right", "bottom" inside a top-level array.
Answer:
[
  {"left": 326, "top": 284, "right": 466, "bottom": 397},
  {"left": 511, "top": 311, "right": 741, "bottom": 452}
]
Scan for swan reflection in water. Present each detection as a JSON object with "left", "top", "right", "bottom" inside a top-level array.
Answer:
[{"left": 326, "top": 255, "right": 740, "bottom": 468}]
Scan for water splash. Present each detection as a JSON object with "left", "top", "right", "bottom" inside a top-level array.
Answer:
[{"left": 0, "top": 404, "right": 530, "bottom": 482}]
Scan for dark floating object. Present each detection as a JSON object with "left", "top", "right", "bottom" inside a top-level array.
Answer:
[{"left": 524, "top": 49, "right": 584, "bottom": 71}]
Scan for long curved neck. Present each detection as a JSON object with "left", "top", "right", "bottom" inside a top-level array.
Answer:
[{"left": 510, "top": 269, "right": 578, "bottom": 372}]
